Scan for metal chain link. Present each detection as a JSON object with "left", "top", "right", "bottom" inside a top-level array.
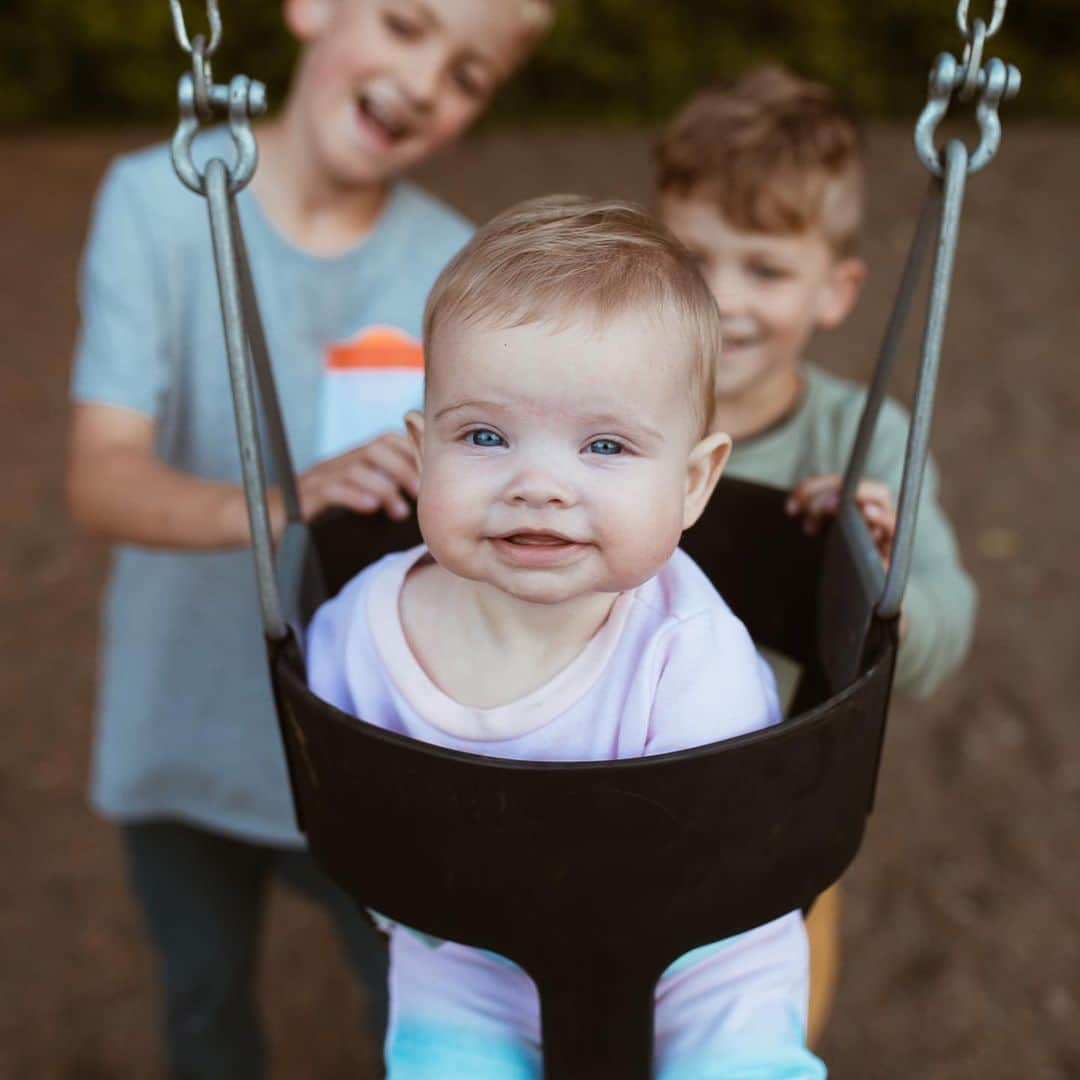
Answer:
[
  {"left": 956, "top": 0, "right": 1008, "bottom": 41},
  {"left": 169, "top": 0, "right": 222, "bottom": 55},
  {"left": 957, "top": 16, "right": 986, "bottom": 101}
]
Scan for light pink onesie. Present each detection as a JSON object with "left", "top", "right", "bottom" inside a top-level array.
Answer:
[{"left": 307, "top": 545, "right": 825, "bottom": 1078}]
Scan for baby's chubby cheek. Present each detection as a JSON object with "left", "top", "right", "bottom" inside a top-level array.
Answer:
[
  {"left": 414, "top": 480, "right": 457, "bottom": 554},
  {"left": 600, "top": 499, "right": 685, "bottom": 589},
  {"left": 412, "top": 465, "right": 488, "bottom": 572}
]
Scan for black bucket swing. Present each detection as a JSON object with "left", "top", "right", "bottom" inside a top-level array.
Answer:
[{"left": 166, "top": 1, "right": 1018, "bottom": 1074}]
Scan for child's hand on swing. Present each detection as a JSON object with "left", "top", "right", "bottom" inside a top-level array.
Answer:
[
  {"left": 292, "top": 432, "right": 419, "bottom": 525},
  {"left": 785, "top": 473, "right": 897, "bottom": 563}
]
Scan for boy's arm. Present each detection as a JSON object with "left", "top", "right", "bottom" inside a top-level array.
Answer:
[
  {"left": 67, "top": 403, "right": 419, "bottom": 550},
  {"left": 783, "top": 392, "right": 976, "bottom": 700},
  {"left": 68, "top": 160, "right": 417, "bottom": 551},
  {"left": 785, "top": 464, "right": 975, "bottom": 698},
  {"left": 67, "top": 402, "right": 251, "bottom": 549}
]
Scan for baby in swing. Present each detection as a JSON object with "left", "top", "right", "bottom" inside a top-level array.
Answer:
[{"left": 307, "top": 196, "right": 825, "bottom": 1078}]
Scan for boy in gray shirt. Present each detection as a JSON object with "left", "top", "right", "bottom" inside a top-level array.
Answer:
[{"left": 68, "top": 1, "right": 555, "bottom": 1075}]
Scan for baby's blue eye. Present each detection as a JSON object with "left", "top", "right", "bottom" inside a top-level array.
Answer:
[
  {"left": 587, "top": 439, "right": 623, "bottom": 456},
  {"left": 466, "top": 429, "right": 505, "bottom": 448}
]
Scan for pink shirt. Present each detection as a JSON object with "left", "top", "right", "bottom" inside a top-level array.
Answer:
[
  {"left": 307, "top": 545, "right": 779, "bottom": 758},
  {"left": 307, "top": 547, "right": 823, "bottom": 1077}
]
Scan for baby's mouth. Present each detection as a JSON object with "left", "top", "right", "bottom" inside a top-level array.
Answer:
[{"left": 501, "top": 532, "right": 576, "bottom": 546}]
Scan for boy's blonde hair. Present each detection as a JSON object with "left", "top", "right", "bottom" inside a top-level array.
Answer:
[
  {"left": 656, "top": 65, "right": 865, "bottom": 256},
  {"left": 423, "top": 195, "right": 722, "bottom": 434}
]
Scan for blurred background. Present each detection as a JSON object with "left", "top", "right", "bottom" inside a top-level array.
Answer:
[
  {"left": 2, "top": 1, "right": 1078, "bottom": 1077},
  {"left": 2, "top": 0, "right": 1080, "bottom": 124}
]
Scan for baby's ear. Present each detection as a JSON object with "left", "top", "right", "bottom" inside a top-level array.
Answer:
[
  {"left": 404, "top": 410, "right": 425, "bottom": 471},
  {"left": 817, "top": 256, "right": 867, "bottom": 330},
  {"left": 683, "top": 431, "right": 732, "bottom": 530}
]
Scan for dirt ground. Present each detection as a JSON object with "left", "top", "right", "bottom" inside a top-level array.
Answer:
[{"left": 1, "top": 123, "right": 1078, "bottom": 1079}]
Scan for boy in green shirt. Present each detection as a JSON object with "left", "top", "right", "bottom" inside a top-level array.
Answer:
[{"left": 654, "top": 64, "right": 977, "bottom": 1044}]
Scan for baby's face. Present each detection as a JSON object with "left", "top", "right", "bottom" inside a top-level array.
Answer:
[{"left": 408, "top": 310, "right": 724, "bottom": 606}]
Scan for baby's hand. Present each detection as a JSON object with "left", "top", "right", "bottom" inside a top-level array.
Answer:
[
  {"left": 785, "top": 473, "right": 896, "bottom": 563},
  {"left": 297, "top": 432, "right": 419, "bottom": 523}
]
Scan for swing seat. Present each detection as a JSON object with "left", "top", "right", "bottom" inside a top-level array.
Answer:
[{"left": 269, "top": 475, "right": 896, "bottom": 1079}]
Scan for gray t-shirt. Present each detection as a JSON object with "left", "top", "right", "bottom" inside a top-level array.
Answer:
[{"left": 71, "top": 133, "right": 472, "bottom": 845}]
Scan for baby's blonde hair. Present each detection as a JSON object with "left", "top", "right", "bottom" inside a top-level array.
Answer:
[{"left": 424, "top": 195, "right": 721, "bottom": 434}]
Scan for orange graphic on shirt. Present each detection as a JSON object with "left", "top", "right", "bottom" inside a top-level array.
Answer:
[{"left": 326, "top": 325, "right": 424, "bottom": 371}]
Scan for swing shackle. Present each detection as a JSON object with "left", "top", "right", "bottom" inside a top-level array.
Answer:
[
  {"left": 915, "top": 5, "right": 1019, "bottom": 177},
  {"left": 171, "top": 71, "right": 267, "bottom": 195},
  {"left": 168, "top": 0, "right": 267, "bottom": 195}
]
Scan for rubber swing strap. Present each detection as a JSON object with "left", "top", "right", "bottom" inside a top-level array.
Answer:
[{"left": 838, "top": 138, "right": 968, "bottom": 620}]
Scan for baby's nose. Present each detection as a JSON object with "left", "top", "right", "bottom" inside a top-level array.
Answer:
[{"left": 504, "top": 466, "right": 576, "bottom": 508}]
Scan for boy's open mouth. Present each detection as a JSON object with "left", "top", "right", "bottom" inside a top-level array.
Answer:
[{"left": 357, "top": 92, "right": 410, "bottom": 144}]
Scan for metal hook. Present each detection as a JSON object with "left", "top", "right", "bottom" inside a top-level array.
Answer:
[{"left": 169, "top": 0, "right": 223, "bottom": 56}]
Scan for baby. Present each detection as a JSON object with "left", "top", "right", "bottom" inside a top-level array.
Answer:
[{"left": 307, "top": 196, "right": 825, "bottom": 1077}]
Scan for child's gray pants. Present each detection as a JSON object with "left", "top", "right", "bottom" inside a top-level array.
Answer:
[{"left": 123, "top": 821, "right": 388, "bottom": 1079}]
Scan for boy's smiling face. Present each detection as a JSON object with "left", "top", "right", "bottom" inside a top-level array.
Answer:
[
  {"left": 659, "top": 192, "right": 864, "bottom": 422},
  {"left": 406, "top": 310, "right": 729, "bottom": 607},
  {"left": 285, "top": 0, "right": 544, "bottom": 187}
]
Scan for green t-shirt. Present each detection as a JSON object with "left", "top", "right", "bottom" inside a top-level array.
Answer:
[{"left": 726, "top": 363, "right": 977, "bottom": 703}]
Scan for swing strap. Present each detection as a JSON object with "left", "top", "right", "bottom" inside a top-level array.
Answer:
[
  {"left": 839, "top": 9, "right": 1019, "bottom": 619},
  {"left": 165, "top": 0, "right": 1019, "bottom": 638},
  {"left": 168, "top": 1, "right": 303, "bottom": 640}
]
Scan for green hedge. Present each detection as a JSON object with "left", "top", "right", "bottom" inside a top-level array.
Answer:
[{"left": 1, "top": 0, "right": 1075, "bottom": 127}]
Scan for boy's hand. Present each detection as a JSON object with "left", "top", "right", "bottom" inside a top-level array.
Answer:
[
  {"left": 294, "top": 433, "right": 419, "bottom": 524},
  {"left": 785, "top": 473, "right": 896, "bottom": 563}
]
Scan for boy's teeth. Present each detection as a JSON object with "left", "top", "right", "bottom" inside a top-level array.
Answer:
[{"left": 360, "top": 95, "right": 406, "bottom": 138}]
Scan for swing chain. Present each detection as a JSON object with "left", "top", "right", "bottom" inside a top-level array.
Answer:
[
  {"left": 957, "top": 17, "right": 987, "bottom": 101},
  {"left": 955, "top": 0, "right": 1008, "bottom": 42},
  {"left": 169, "top": 0, "right": 222, "bottom": 57},
  {"left": 914, "top": 2, "right": 1020, "bottom": 177},
  {"left": 168, "top": 1, "right": 268, "bottom": 195}
]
